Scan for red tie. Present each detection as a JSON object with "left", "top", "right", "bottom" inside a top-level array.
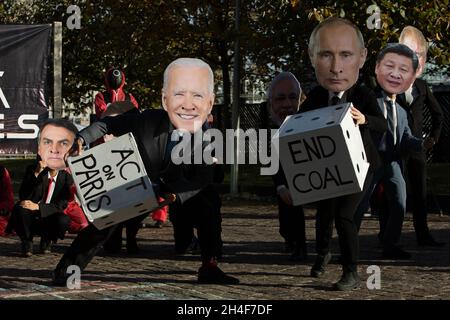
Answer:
[{"left": 45, "top": 178, "right": 54, "bottom": 203}]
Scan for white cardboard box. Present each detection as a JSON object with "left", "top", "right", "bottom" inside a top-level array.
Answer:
[
  {"left": 272, "top": 103, "right": 369, "bottom": 205},
  {"left": 68, "top": 132, "right": 158, "bottom": 230}
]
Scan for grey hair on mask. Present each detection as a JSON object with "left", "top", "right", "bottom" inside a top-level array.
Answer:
[
  {"left": 163, "top": 58, "right": 214, "bottom": 94},
  {"left": 267, "top": 72, "right": 302, "bottom": 106}
]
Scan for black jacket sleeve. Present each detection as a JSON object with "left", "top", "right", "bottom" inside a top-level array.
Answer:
[
  {"left": 19, "top": 164, "right": 42, "bottom": 200},
  {"left": 78, "top": 111, "right": 141, "bottom": 146}
]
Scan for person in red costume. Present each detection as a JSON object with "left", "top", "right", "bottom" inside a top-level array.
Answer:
[
  {"left": 94, "top": 67, "right": 139, "bottom": 119},
  {"left": 0, "top": 165, "right": 14, "bottom": 237}
]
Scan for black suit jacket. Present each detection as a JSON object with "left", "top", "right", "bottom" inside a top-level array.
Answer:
[
  {"left": 272, "top": 165, "right": 288, "bottom": 190},
  {"left": 268, "top": 122, "right": 289, "bottom": 189},
  {"left": 78, "top": 109, "right": 213, "bottom": 204},
  {"left": 19, "top": 164, "right": 73, "bottom": 218},
  {"left": 300, "top": 84, "right": 387, "bottom": 170},
  {"left": 397, "top": 78, "right": 443, "bottom": 142}
]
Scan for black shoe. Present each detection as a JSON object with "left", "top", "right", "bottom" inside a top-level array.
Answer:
[
  {"left": 333, "top": 271, "right": 361, "bottom": 291},
  {"left": 39, "top": 239, "right": 52, "bottom": 254},
  {"left": 21, "top": 241, "right": 33, "bottom": 257},
  {"left": 186, "top": 236, "right": 200, "bottom": 254},
  {"left": 417, "top": 236, "right": 445, "bottom": 247},
  {"left": 310, "top": 252, "right": 332, "bottom": 278},
  {"left": 290, "top": 244, "right": 307, "bottom": 262},
  {"left": 382, "top": 246, "right": 411, "bottom": 260},
  {"left": 154, "top": 220, "right": 164, "bottom": 228},
  {"left": 51, "top": 269, "right": 68, "bottom": 287},
  {"left": 198, "top": 265, "right": 240, "bottom": 285}
]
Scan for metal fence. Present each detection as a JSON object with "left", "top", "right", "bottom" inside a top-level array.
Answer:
[
  {"left": 213, "top": 85, "right": 450, "bottom": 163},
  {"left": 431, "top": 85, "right": 450, "bottom": 163}
]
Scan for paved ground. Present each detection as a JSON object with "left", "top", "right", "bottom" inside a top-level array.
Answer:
[{"left": 0, "top": 198, "right": 449, "bottom": 301}]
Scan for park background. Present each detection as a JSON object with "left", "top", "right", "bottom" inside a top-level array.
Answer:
[
  {"left": 1, "top": 0, "right": 450, "bottom": 302},
  {"left": 0, "top": 0, "right": 449, "bottom": 211}
]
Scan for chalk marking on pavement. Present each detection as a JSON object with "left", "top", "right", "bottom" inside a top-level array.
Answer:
[
  {"left": 0, "top": 282, "right": 164, "bottom": 299},
  {"left": 0, "top": 281, "right": 229, "bottom": 300}
]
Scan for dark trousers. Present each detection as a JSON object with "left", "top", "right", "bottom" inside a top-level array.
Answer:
[
  {"left": 9, "top": 204, "right": 70, "bottom": 242},
  {"left": 376, "top": 162, "right": 407, "bottom": 249},
  {"left": 103, "top": 214, "right": 146, "bottom": 251},
  {"left": 404, "top": 154, "right": 430, "bottom": 241},
  {"left": 55, "top": 223, "right": 119, "bottom": 273},
  {"left": 54, "top": 185, "right": 223, "bottom": 274},
  {"left": 277, "top": 196, "right": 306, "bottom": 248},
  {"left": 355, "top": 162, "right": 406, "bottom": 250},
  {"left": 170, "top": 216, "right": 196, "bottom": 254},
  {"left": 55, "top": 212, "right": 148, "bottom": 273},
  {"left": 315, "top": 171, "right": 373, "bottom": 273},
  {"left": 169, "top": 185, "right": 223, "bottom": 262}
]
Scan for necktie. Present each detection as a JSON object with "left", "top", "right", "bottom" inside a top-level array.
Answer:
[
  {"left": 331, "top": 95, "right": 340, "bottom": 106},
  {"left": 45, "top": 178, "right": 54, "bottom": 204},
  {"left": 386, "top": 100, "right": 397, "bottom": 146}
]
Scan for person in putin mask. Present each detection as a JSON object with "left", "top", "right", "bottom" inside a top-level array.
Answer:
[{"left": 299, "top": 17, "right": 387, "bottom": 291}]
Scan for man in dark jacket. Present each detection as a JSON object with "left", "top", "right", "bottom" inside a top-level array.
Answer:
[
  {"left": 53, "top": 58, "right": 238, "bottom": 286},
  {"left": 268, "top": 72, "right": 307, "bottom": 261},
  {"left": 397, "top": 26, "right": 445, "bottom": 247},
  {"left": 7, "top": 119, "right": 78, "bottom": 256},
  {"left": 300, "top": 17, "right": 387, "bottom": 291}
]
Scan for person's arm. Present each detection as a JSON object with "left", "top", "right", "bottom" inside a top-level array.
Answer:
[
  {"left": 0, "top": 168, "right": 14, "bottom": 213},
  {"left": 129, "top": 93, "right": 139, "bottom": 109},
  {"left": 357, "top": 89, "right": 387, "bottom": 134},
  {"left": 299, "top": 95, "right": 315, "bottom": 112},
  {"left": 94, "top": 92, "right": 107, "bottom": 119},
  {"left": 400, "top": 121, "right": 424, "bottom": 155},
  {"left": 77, "top": 110, "right": 141, "bottom": 147},
  {"left": 18, "top": 164, "right": 42, "bottom": 200}
]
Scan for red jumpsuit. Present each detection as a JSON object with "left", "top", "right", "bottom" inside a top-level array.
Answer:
[{"left": 0, "top": 166, "right": 14, "bottom": 236}]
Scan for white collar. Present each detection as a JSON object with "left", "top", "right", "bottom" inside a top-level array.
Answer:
[
  {"left": 47, "top": 171, "right": 59, "bottom": 182},
  {"left": 328, "top": 91, "right": 345, "bottom": 100}
]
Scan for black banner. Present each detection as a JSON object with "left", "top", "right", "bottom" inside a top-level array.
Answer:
[{"left": 0, "top": 24, "right": 52, "bottom": 155}]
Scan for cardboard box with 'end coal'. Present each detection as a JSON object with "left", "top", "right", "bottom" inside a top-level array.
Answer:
[{"left": 272, "top": 103, "right": 369, "bottom": 206}]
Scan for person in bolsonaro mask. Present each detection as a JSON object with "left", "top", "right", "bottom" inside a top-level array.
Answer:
[
  {"left": 94, "top": 67, "right": 139, "bottom": 119},
  {"left": 6, "top": 119, "right": 78, "bottom": 257}
]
